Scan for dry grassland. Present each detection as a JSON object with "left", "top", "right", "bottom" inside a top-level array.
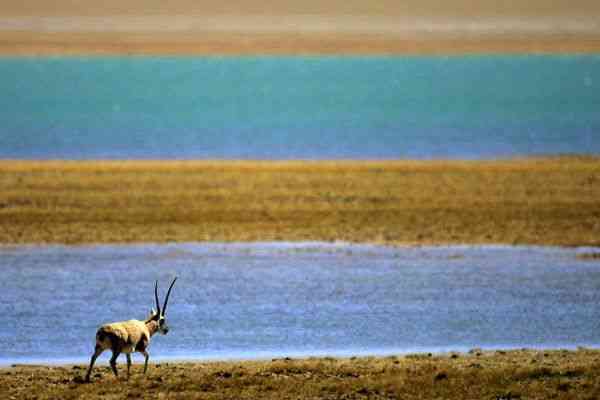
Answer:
[
  {"left": 3, "top": 349, "right": 600, "bottom": 399},
  {"left": 0, "top": 157, "right": 599, "bottom": 246}
]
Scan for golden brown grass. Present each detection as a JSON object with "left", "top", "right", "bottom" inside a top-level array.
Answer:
[
  {"left": 3, "top": 349, "right": 600, "bottom": 399},
  {"left": 0, "top": 157, "right": 599, "bottom": 246}
]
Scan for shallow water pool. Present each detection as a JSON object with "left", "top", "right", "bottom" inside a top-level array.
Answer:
[{"left": 1, "top": 242, "right": 599, "bottom": 365}]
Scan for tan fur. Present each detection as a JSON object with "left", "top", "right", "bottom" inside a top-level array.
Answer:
[
  {"left": 97, "top": 320, "right": 151, "bottom": 353},
  {"left": 85, "top": 313, "right": 160, "bottom": 381}
]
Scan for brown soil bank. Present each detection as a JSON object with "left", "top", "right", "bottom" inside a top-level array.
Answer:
[
  {"left": 0, "top": 157, "right": 599, "bottom": 246},
  {"left": 2, "top": 349, "right": 600, "bottom": 399}
]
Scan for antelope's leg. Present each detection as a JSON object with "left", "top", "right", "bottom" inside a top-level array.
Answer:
[
  {"left": 85, "top": 345, "right": 104, "bottom": 382},
  {"left": 126, "top": 353, "right": 132, "bottom": 379},
  {"left": 142, "top": 351, "right": 150, "bottom": 374},
  {"left": 109, "top": 350, "right": 121, "bottom": 378}
]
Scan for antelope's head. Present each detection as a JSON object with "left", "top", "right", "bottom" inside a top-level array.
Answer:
[{"left": 148, "top": 277, "right": 177, "bottom": 335}]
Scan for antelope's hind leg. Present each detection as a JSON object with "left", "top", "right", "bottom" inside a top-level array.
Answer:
[
  {"left": 126, "top": 353, "right": 132, "bottom": 379},
  {"left": 85, "top": 345, "right": 104, "bottom": 382}
]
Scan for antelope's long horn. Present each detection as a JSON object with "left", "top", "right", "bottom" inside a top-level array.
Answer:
[
  {"left": 162, "top": 277, "right": 178, "bottom": 316},
  {"left": 154, "top": 280, "right": 161, "bottom": 315}
]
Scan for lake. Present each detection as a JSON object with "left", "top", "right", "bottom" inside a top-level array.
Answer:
[
  {"left": 0, "top": 55, "right": 599, "bottom": 160},
  {"left": 1, "top": 242, "right": 600, "bottom": 366}
]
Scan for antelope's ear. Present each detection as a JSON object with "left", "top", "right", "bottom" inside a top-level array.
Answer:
[{"left": 150, "top": 308, "right": 157, "bottom": 316}]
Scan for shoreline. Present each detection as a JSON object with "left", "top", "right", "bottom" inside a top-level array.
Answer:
[
  {"left": 3, "top": 349, "right": 600, "bottom": 399},
  {"left": 2, "top": 344, "right": 598, "bottom": 368},
  {"left": 2, "top": 40, "right": 600, "bottom": 56},
  {"left": 1, "top": 240, "right": 600, "bottom": 251},
  {"left": 1, "top": 157, "right": 599, "bottom": 247}
]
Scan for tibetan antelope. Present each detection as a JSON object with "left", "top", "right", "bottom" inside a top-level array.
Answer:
[{"left": 85, "top": 277, "right": 177, "bottom": 382}]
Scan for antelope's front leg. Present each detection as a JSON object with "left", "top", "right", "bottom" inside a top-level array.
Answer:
[
  {"left": 109, "top": 350, "right": 121, "bottom": 378},
  {"left": 142, "top": 350, "right": 150, "bottom": 374}
]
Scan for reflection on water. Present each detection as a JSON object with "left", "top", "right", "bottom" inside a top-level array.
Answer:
[{"left": 1, "top": 242, "right": 600, "bottom": 365}]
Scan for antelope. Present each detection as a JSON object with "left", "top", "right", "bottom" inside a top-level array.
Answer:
[{"left": 84, "top": 277, "right": 177, "bottom": 382}]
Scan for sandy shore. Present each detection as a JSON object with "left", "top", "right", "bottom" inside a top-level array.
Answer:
[
  {"left": 3, "top": 349, "right": 600, "bottom": 399},
  {"left": 2, "top": 30, "right": 600, "bottom": 55},
  {"left": 1, "top": 157, "right": 599, "bottom": 246}
]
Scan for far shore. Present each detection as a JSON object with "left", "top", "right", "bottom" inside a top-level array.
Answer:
[
  {"left": 0, "top": 157, "right": 599, "bottom": 247},
  {"left": 1, "top": 31, "right": 600, "bottom": 55},
  {"left": 2, "top": 349, "right": 600, "bottom": 399},
  {"left": 2, "top": 1, "right": 600, "bottom": 55}
]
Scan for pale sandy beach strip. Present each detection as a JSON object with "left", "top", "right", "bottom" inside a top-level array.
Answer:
[{"left": 1, "top": 15, "right": 599, "bottom": 35}]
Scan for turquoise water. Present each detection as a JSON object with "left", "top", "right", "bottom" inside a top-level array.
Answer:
[
  {"left": 0, "top": 55, "right": 599, "bottom": 159},
  {"left": 1, "top": 243, "right": 600, "bottom": 365}
]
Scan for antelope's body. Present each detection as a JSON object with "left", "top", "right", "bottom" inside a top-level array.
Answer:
[
  {"left": 85, "top": 278, "right": 177, "bottom": 382},
  {"left": 97, "top": 320, "right": 151, "bottom": 354}
]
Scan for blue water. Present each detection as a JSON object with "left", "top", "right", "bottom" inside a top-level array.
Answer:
[
  {"left": 0, "top": 55, "right": 599, "bottom": 159},
  {"left": 1, "top": 243, "right": 600, "bottom": 365}
]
